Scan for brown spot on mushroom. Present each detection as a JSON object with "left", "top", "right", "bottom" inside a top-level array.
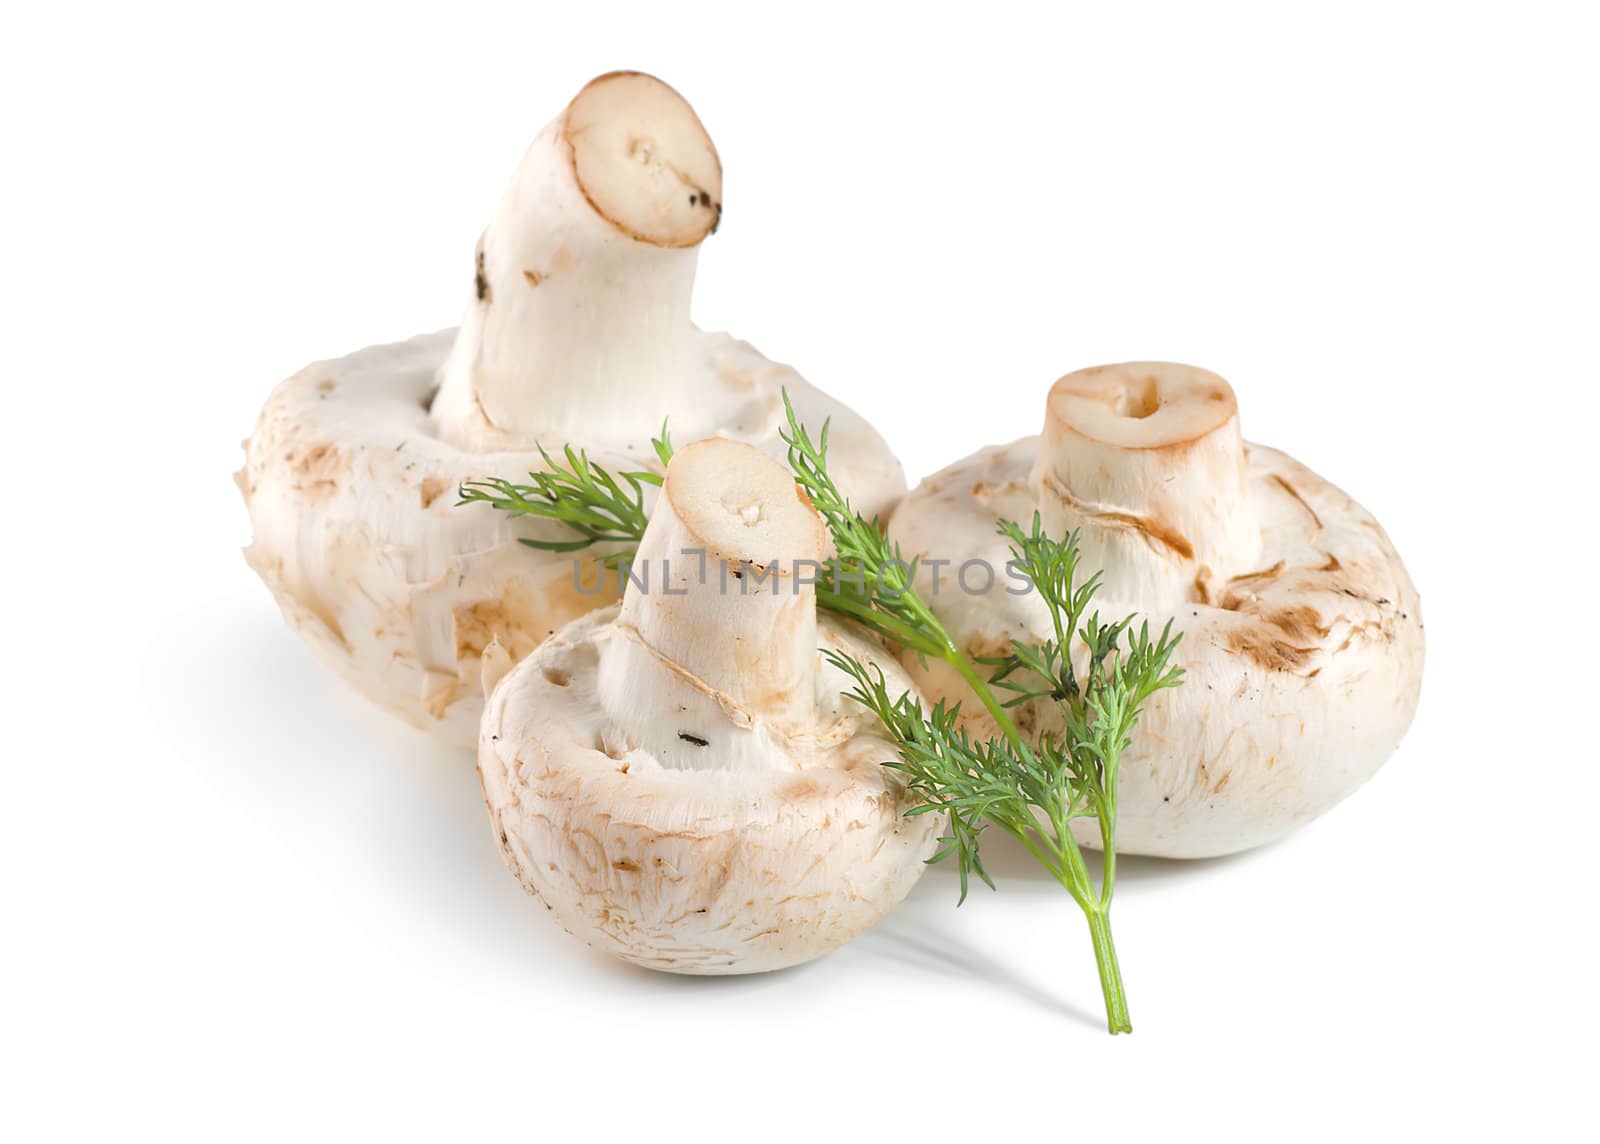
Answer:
[
  {"left": 1094, "top": 508, "right": 1194, "bottom": 559},
  {"left": 780, "top": 776, "right": 827, "bottom": 802},
  {"left": 1315, "top": 553, "right": 1342, "bottom": 573},
  {"left": 300, "top": 592, "right": 348, "bottom": 651},
  {"left": 474, "top": 246, "right": 491, "bottom": 303},
  {"left": 1269, "top": 604, "right": 1332, "bottom": 645},
  {"left": 1332, "top": 620, "right": 1386, "bottom": 655},
  {"left": 1219, "top": 561, "right": 1288, "bottom": 611},
  {"left": 613, "top": 859, "right": 641, "bottom": 873},
  {"left": 1228, "top": 561, "right": 1287, "bottom": 592},
  {"left": 419, "top": 476, "right": 449, "bottom": 508},
  {"left": 1272, "top": 474, "right": 1322, "bottom": 531},
  {"left": 1232, "top": 560, "right": 1287, "bottom": 585},
  {"left": 454, "top": 586, "right": 541, "bottom": 663},
  {"left": 315, "top": 378, "right": 336, "bottom": 395},
  {"left": 453, "top": 570, "right": 620, "bottom": 667},
  {"left": 522, "top": 269, "right": 544, "bottom": 287},
  {"left": 288, "top": 442, "right": 346, "bottom": 502},
  {"left": 422, "top": 677, "right": 466, "bottom": 720},
  {"left": 1221, "top": 604, "right": 1331, "bottom": 673},
  {"left": 1041, "top": 476, "right": 1195, "bottom": 559}
]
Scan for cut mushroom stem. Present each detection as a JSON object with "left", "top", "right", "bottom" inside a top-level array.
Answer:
[
  {"left": 596, "top": 437, "right": 831, "bottom": 771},
  {"left": 433, "top": 71, "right": 725, "bottom": 449},
  {"left": 1031, "top": 362, "right": 1263, "bottom": 609}
]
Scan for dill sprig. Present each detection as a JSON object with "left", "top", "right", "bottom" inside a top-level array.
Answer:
[
  {"left": 778, "top": 392, "right": 1024, "bottom": 736},
  {"left": 777, "top": 398, "right": 1183, "bottom": 1033},
  {"left": 457, "top": 394, "right": 1183, "bottom": 1033},
  {"left": 828, "top": 529, "right": 1182, "bottom": 1031},
  {"left": 456, "top": 426, "right": 673, "bottom": 565}
]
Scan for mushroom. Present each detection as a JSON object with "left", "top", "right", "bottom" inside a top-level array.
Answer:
[
  {"left": 478, "top": 438, "right": 940, "bottom": 973},
  {"left": 238, "top": 71, "right": 905, "bottom": 744},
  {"left": 887, "top": 363, "right": 1424, "bottom": 859}
]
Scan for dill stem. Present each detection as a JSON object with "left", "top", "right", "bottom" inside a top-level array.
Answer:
[
  {"left": 1098, "top": 811, "right": 1117, "bottom": 910},
  {"left": 942, "top": 637, "right": 1026, "bottom": 755},
  {"left": 814, "top": 588, "right": 942, "bottom": 659},
  {"left": 1085, "top": 908, "right": 1131, "bottom": 1034}
]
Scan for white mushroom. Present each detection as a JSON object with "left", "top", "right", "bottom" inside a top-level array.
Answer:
[
  {"left": 478, "top": 438, "right": 940, "bottom": 973},
  {"left": 888, "top": 363, "right": 1425, "bottom": 859},
  {"left": 238, "top": 72, "right": 905, "bottom": 744}
]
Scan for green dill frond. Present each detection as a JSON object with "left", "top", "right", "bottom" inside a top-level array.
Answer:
[
  {"left": 650, "top": 420, "right": 675, "bottom": 472},
  {"left": 457, "top": 443, "right": 662, "bottom": 558},
  {"left": 825, "top": 495, "right": 1184, "bottom": 1033},
  {"left": 779, "top": 391, "right": 951, "bottom": 661}
]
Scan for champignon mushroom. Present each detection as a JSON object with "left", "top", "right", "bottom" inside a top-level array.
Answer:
[
  {"left": 238, "top": 71, "right": 905, "bottom": 744},
  {"left": 478, "top": 438, "right": 940, "bottom": 973},
  {"left": 888, "top": 363, "right": 1424, "bottom": 859}
]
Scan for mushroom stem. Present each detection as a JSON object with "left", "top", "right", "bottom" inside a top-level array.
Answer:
[
  {"left": 432, "top": 72, "right": 724, "bottom": 451},
  {"left": 1029, "top": 362, "right": 1262, "bottom": 609},
  {"left": 596, "top": 438, "right": 831, "bottom": 770}
]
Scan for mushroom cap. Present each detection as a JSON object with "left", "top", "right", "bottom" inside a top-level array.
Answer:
[
  {"left": 478, "top": 606, "right": 941, "bottom": 974},
  {"left": 238, "top": 331, "right": 905, "bottom": 744},
  {"left": 889, "top": 434, "right": 1424, "bottom": 859}
]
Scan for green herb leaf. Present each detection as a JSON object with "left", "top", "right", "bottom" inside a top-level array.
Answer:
[{"left": 457, "top": 444, "right": 660, "bottom": 556}]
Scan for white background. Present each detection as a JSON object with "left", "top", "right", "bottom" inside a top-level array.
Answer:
[{"left": 5, "top": 2, "right": 1596, "bottom": 1140}]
